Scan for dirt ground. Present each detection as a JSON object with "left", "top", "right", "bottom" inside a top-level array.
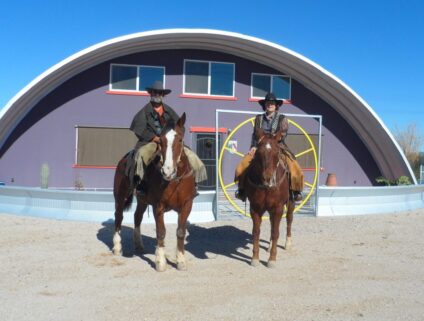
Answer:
[{"left": 1, "top": 210, "right": 424, "bottom": 321}]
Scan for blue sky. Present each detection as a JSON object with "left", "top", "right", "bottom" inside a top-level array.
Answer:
[{"left": 1, "top": 0, "right": 423, "bottom": 132}]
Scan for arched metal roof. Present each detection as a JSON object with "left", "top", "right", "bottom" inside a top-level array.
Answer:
[{"left": 0, "top": 29, "right": 416, "bottom": 183}]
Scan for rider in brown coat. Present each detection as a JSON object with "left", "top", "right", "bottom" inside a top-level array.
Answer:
[{"left": 235, "top": 93, "right": 304, "bottom": 202}]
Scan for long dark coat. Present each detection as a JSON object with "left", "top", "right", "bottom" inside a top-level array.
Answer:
[{"left": 130, "top": 102, "right": 179, "bottom": 149}]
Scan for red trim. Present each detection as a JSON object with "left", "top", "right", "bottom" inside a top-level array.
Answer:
[
  {"left": 72, "top": 165, "right": 117, "bottom": 169},
  {"left": 179, "top": 94, "right": 238, "bottom": 101},
  {"left": 302, "top": 167, "right": 325, "bottom": 172},
  {"left": 190, "top": 127, "right": 228, "bottom": 133},
  {"left": 106, "top": 90, "right": 149, "bottom": 96},
  {"left": 248, "top": 98, "right": 292, "bottom": 104}
]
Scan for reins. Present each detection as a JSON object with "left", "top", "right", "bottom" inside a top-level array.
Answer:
[
  {"left": 247, "top": 158, "right": 288, "bottom": 189},
  {"left": 157, "top": 144, "right": 194, "bottom": 183}
]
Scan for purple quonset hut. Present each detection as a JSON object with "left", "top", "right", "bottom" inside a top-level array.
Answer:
[{"left": 0, "top": 29, "right": 416, "bottom": 190}]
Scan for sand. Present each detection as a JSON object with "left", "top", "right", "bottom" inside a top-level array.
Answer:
[{"left": 1, "top": 210, "right": 424, "bottom": 321}]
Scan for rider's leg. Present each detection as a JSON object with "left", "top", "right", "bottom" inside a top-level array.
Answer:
[
  {"left": 183, "top": 147, "right": 208, "bottom": 198},
  {"left": 285, "top": 157, "right": 304, "bottom": 202},
  {"left": 234, "top": 153, "right": 253, "bottom": 202},
  {"left": 135, "top": 142, "right": 158, "bottom": 195}
]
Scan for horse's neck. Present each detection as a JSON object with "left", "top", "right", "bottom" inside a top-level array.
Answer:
[{"left": 176, "top": 150, "right": 190, "bottom": 174}]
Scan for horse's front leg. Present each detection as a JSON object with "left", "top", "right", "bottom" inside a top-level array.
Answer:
[
  {"left": 285, "top": 200, "right": 295, "bottom": 250},
  {"left": 134, "top": 197, "right": 147, "bottom": 252},
  {"left": 268, "top": 205, "right": 284, "bottom": 268},
  {"left": 113, "top": 199, "right": 126, "bottom": 256},
  {"left": 250, "top": 208, "right": 262, "bottom": 267},
  {"left": 154, "top": 207, "right": 167, "bottom": 272},
  {"left": 175, "top": 202, "right": 193, "bottom": 271}
]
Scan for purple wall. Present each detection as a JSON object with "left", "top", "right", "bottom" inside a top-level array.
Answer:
[{"left": 0, "top": 49, "right": 380, "bottom": 188}]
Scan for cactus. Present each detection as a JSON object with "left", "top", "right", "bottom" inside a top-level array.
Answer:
[{"left": 41, "top": 163, "right": 49, "bottom": 188}]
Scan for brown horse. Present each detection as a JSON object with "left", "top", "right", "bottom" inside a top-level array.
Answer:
[
  {"left": 112, "top": 113, "right": 196, "bottom": 271},
  {"left": 244, "top": 127, "right": 295, "bottom": 268}
]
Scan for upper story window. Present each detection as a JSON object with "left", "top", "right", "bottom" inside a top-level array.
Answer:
[
  {"left": 251, "top": 73, "right": 291, "bottom": 100},
  {"left": 184, "top": 60, "right": 235, "bottom": 97},
  {"left": 110, "top": 64, "right": 165, "bottom": 92}
]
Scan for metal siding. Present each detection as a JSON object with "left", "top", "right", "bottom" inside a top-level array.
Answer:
[{"left": 0, "top": 49, "right": 379, "bottom": 188}]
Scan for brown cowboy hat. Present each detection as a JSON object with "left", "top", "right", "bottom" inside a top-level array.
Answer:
[
  {"left": 146, "top": 80, "right": 172, "bottom": 95},
  {"left": 258, "top": 92, "right": 283, "bottom": 110}
]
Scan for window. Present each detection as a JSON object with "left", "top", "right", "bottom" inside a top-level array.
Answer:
[
  {"left": 184, "top": 60, "right": 235, "bottom": 97},
  {"left": 110, "top": 64, "right": 165, "bottom": 92},
  {"left": 139, "top": 66, "right": 165, "bottom": 92},
  {"left": 251, "top": 73, "right": 291, "bottom": 100},
  {"left": 76, "top": 126, "right": 137, "bottom": 166},
  {"left": 110, "top": 65, "right": 137, "bottom": 91}
]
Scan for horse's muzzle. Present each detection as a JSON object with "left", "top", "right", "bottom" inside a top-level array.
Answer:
[
  {"left": 161, "top": 167, "right": 176, "bottom": 181},
  {"left": 262, "top": 172, "right": 277, "bottom": 188}
]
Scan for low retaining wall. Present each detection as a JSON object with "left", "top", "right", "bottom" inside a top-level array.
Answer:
[
  {"left": 1, "top": 185, "right": 423, "bottom": 222},
  {"left": 0, "top": 186, "right": 216, "bottom": 224},
  {"left": 317, "top": 185, "right": 424, "bottom": 216}
]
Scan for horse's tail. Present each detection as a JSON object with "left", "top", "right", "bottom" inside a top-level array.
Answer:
[{"left": 114, "top": 155, "right": 134, "bottom": 212}]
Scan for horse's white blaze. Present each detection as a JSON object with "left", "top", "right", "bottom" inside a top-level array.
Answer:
[
  {"left": 112, "top": 232, "right": 122, "bottom": 255},
  {"left": 163, "top": 129, "right": 177, "bottom": 178},
  {"left": 265, "top": 143, "right": 271, "bottom": 150}
]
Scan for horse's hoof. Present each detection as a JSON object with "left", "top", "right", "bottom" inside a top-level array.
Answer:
[
  {"left": 285, "top": 237, "right": 292, "bottom": 250},
  {"left": 155, "top": 262, "right": 167, "bottom": 272},
  {"left": 250, "top": 259, "right": 260, "bottom": 267},
  {"left": 267, "top": 260, "right": 277, "bottom": 268},
  {"left": 177, "top": 261, "right": 187, "bottom": 271}
]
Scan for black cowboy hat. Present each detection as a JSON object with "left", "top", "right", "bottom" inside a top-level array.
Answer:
[
  {"left": 146, "top": 80, "right": 172, "bottom": 95},
  {"left": 258, "top": 92, "right": 283, "bottom": 110}
]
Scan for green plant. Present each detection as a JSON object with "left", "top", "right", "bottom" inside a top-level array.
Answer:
[
  {"left": 376, "top": 175, "right": 412, "bottom": 186},
  {"left": 74, "top": 175, "right": 84, "bottom": 190},
  {"left": 396, "top": 175, "right": 412, "bottom": 185},
  {"left": 40, "top": 163, "right": 49, "bottom": 189}
]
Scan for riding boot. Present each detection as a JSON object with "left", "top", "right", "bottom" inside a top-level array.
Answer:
[
  {"left": 235, "top": 174, "right": 247, "bottom": 202},
  {"left": 235, "top": 189, "right": 246, "bottom": 202},
  {"left": 292, "top": 190, "right": 302, "bottom": 202}
]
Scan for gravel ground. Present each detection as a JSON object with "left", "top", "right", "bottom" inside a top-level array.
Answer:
[{"left": 1, "top": 210, "right": 424, "bottom": 321}]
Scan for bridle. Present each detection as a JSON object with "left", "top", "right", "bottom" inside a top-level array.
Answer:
[
  {"left": 157, "top": 138, "right": 193, "bottom": 182},
  {"left": 247, "top": 159, "right": 287, "bottom": 189}
]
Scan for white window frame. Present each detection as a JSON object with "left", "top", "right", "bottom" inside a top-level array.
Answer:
[
  {"left": 109, "top": 63, "right": 139, "bottom": 92},
  {"left": 183, "top": 59, "right": 235, "bottom": 97},
  {"left": 250, "top": 73, "right": 291, "bottom": 100},
  {"left": 109, "top": 63, "right": 166, "bottom": 93}
]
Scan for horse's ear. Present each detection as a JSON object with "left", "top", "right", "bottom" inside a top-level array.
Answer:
[
  {"left": 255, "top": 127, "right": 265, "bottom": 141},
  {"left": 177, "top": 112, "right": 186, "bottom": 128}
]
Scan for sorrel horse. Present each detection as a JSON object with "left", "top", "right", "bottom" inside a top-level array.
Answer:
[
  {"left": 112, "top": 113, "right": 196, "bottom": 271},
  {"left": 244, "top": 127, "right": 295, "bottom": 268}
]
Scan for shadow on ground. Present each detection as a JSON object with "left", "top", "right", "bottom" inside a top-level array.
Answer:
[{"left": 96, "top": 220, "right": 262, "bottom": 266}]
